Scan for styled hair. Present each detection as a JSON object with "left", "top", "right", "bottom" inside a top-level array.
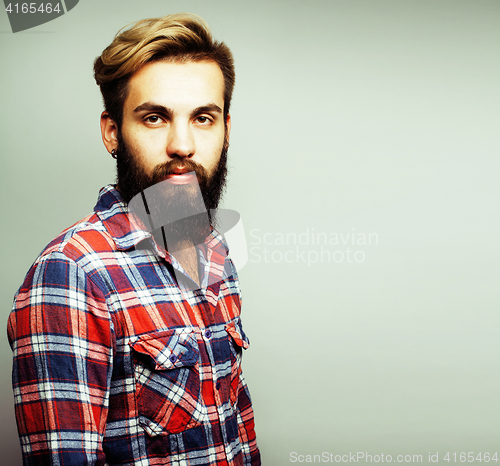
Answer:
[{"left": 93, "top": 13, "right": 235, "bottom": 128}]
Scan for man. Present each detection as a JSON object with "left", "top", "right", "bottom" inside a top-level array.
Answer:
[{"left": 8, "top": 13, "right": 260, "bottom": 466}]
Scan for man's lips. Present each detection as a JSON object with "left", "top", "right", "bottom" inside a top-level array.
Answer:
[{"left": 164, "top": 170, "right": 196, "bottom": 185}]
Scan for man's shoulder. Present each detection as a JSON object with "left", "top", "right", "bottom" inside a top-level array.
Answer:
[
  {"left": 42, "top": 211, "right": 114, "bottom": 262},
  {"left": 35, "top": 185, "right": 136, "bottom": 266}
]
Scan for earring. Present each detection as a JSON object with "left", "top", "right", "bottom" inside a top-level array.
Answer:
[{"left": 111, "top": 149, "right": 117, "bottom": 159}]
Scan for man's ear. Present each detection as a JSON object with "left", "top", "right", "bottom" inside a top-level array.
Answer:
[
  {"left": 100, "top": 111, "right": 119, "bottom": 154},
  {"left": 225, "top": 113, "right": 232, "bottom": 138}
]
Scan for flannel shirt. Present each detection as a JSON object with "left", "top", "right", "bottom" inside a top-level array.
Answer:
[{"left": 8, "top": 185, "right": 260, "bottom": 466}]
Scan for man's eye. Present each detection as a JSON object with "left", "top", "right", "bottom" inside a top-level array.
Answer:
[
  {"left": 196, "top": 116, "right": 211, "bottom": 124},
  {"left": 145, "top": 115, "right": 162, "bottom": 124}
]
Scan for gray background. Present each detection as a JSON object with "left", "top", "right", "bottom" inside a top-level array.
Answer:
[{"left": 1, "top": 0, "right": 499, "bottom": 464}]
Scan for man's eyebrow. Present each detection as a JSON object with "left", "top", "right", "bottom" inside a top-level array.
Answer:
[
  {"left": 191, "top": 104, "right": 223, "bottom": 116},
  {"left": 133, "top": 102, "right": 173, "bottom": 114},
  {"left": 133, "top": 102, "right": 223, "bottom": 117}
]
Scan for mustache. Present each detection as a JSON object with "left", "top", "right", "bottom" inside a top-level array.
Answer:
[{"left": 150, "top": 159, "right": 208, "bottom": 185}]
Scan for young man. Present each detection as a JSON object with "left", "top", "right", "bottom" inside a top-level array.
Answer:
[{"left": 8, "top": 13, "right": 260, "bottom": 466}]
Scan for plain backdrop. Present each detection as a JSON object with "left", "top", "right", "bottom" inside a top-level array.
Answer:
[{"left": 1, "top": 1, "right": 499, "bottom": 464}]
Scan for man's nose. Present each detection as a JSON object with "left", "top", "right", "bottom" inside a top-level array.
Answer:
[{"left": 167, "top": 121, "right": 194, "bottom": 159}]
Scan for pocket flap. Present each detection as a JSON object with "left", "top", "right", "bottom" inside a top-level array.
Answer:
[
  {"left": 130, "top": 329, "right": 199, "bottom": 370},
  {"left": 225, "top": 322, "right": 249, "bottom": 349}
]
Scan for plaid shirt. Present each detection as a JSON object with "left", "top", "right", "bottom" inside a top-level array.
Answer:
[{"left": 8, "top": 185, "right": 260, "bottom": 466}]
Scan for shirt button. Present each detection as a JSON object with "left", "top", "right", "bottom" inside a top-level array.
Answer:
[
  {"left": 216, "top": 381, "right": 221, "bottom": 390},
  {"left": 169, "top": 354, "right": 177, "bottom": 363},
  {"left": 205, "top": 330, "right": 212, "bottom": 339}
]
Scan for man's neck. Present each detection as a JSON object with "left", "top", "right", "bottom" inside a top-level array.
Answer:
[
  {"left": 169, "top": 241, "right": 200, "bottom": 286},
  {"left": 153, "top": 230, "right": 200, "bottom": 286}
]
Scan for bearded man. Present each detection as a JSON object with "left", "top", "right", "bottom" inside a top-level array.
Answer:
[{"left": 8, "top": 13, "right": 260, "bottom": 466}]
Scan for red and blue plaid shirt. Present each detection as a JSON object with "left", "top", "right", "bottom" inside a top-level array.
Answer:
[{"left": 8, "top": 185, "right": 260, "bottom": 466}]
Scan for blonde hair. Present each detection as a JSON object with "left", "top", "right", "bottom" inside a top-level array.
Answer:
[{"left": 94, "top": 13, "right": 235, "bottom": 126}]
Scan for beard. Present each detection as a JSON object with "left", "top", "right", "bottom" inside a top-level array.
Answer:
[{"left": 115, "top": 131, "right": 228, "bottom": 248}]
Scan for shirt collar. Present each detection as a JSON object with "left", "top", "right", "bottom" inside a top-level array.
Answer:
[
  {"left": 94, "top": 185, "right": 152, "bottom": 251},
  {"left": 93, "top": 184, "right": 229, "bottom": 263}
]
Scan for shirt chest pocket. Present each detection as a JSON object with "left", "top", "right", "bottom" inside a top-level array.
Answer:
[
  {"left": 129, "top": 328, "right": 205, "bottom": 436},
  {"left": 225, "top": 321, "right": 250, "bottom": 405}
]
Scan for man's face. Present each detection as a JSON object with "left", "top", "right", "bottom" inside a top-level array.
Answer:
[{"left": 112, "top": 59, "right": 231, "bottom": 209}]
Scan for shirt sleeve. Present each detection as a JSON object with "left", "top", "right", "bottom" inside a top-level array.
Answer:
[
  {"left": 236, "top": 373, "right": 261, "bottom": 466},
  {"left": 7, "top": 251, "right": 113, "bottom": 466}
]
